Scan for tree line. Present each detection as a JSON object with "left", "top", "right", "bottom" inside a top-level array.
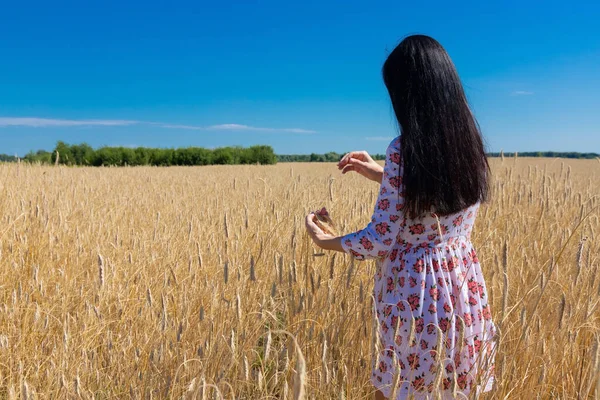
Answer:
[
  {"left": 277, "top": 152, "right": 386, "bottom": 162},
  {"left": 8, "top": 142, "right": 278, "bottom": 166},
  {"left": 487, "top": 151, "right": 600, "bottom": 159}
]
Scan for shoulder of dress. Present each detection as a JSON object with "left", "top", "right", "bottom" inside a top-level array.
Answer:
[{"left": 388, "top": 136, "right": 401, "bottom": 151}]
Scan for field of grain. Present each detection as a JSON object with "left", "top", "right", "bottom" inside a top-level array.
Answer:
[{"left": 0, "top": 157, "right": 599, "bottom": 399}]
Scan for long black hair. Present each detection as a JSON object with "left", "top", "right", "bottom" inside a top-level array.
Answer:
[{"left": 382, "top": 35, "right": 489, "bottom": 218}]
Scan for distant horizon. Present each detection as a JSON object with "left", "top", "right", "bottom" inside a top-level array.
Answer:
[{"left": 1, "top": 139, "right": 598, "bottom": 159}]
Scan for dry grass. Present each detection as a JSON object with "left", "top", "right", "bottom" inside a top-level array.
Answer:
[{"left": 0, "top": 157, "right": 599, "bottom": 399}]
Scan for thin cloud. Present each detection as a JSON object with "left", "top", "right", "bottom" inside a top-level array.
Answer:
[
  {"left": 366, "top": 136, "right": 394, "bottom": 141},
  {"left": 207, "top": 124, "right": 315, "bottom": 133},
  {"left": 0, "top": 117, "right": 316, "bottom": 133},
  {"left": 511, "top": 90, "right": 534, "bottom": 96}
]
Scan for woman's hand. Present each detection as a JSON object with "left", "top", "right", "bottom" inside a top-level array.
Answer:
[
  {"left": 305, "top": 212, "right": 343, "bottom": 252},
  {"left": 337, "top": 151, "right": 384, "bottom": 183}
]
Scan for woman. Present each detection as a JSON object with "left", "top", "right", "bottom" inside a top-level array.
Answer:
[{"left": 305, "top": 35, "right": 497, "bottom": 399}]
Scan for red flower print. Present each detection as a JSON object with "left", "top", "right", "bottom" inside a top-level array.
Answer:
[
  {"left": 429, "top": 286, "right": 439, "bottom": 301},
  {"left": 441, "top": 258, "right": 449, "bottom": 272},
  {"left": 437, "top": 276, "right": 445, "bottom": 287},
  {"left": 453, "top": 215, "right": 463, "bottom": 227},
  {"left": 408, "top": 223, "right": 425, "bottom": 235},
  {"left": 385, "top": 278, "right": 395, "bottom": 294},
  {"left": 344, "top": 239, "right": 352, "bottom": 248},
  {"left": 389, "top": 176, "right": 402, "bottom": 189},
  {"left": 389, "top": 249, "right": 398, "bottom": 262},
  {"left": 443, "top": 302, "right": 451, "bottom": 313},
  {"left": 413, "top": 259, "right": 424, "bottom": 273},
  {"left": 389, "top": 214, "right": 400, "bottom": 223},
  {"left": 478, "top": 283, "right": 485, "bottom": 298},
  {"left": 470, "top": 249, "right": 479, "bottom": 263},
  {"left": 377, "top": 250, "right": 388, "bottom": 257},
  {"left": 443, "top": 377, "right": 452, "bottom": 390},
  {"left": 432, "top": 259, "right": 440, "bottom": 272},
  {"left": 381, "top": 320, "right": 389, "bottom": 334},
  {"left": 380, "top": 185, "right": 387, "bottom": 195},
  {"left": 427, "top": 233, "right": 437, "bottom": 241},
  {"left": 445, "top": 363, "right": 454, "bottom": 374},
  {"left": 390, "top": 315, "right": 398, "bottom": 330},
  {"left": 409, "top": 276, "right": 417, "bottom": 288},
  {"left": 415, "top": 317, "right": 424, "bottom": 333},
  {"left": 457, "top": 372, "right": 469, "bottom": 390},
  {"left": 464, "top": 312, "right": 473, "bottom": 327},
  {"left": 390, "top": 152, "right": 401, "bottom": 164},
  {"left": 482, "top": 305, "right": 492, "bottom": 320},
  {"left": 468, "top": 296, "right": 478, "bottom": 306},
  {"left": 467, "top": 343, "right": 475, "bottom": 358},
  {"left": 428, "top": 303, "right": 437, "bottom": 314},
  {"left": 359, "top": 237, "right": 374, "bottom": 251},
  {"left": 454, "top": 351, "right": 462, "bottom": 368},
  {"left": 474, "top": 336, "right": 482, "bottom": 352},
  {"left": 383, "top": 304, "right": 392, "bottom": 317},
  {"left": 396, "top": 203, "right": 404, "bottom": 212},
  {"left": 396, "top": 301, "right": 405, "bottom": 311},
  {"left": 467, "top": 279, "right": 478, "bottom": 294},
  {"left": 395, "top": 334, "right": 403, "bottom": 346},
  {"left": 407, "top": 353, "right": 421, "bottom": 370},
  {"left": 378, "top": 360, "right": 388, "bottom": 373},
  {"left": 450, "top": 294, "right": 456, "bottom": 307},
  {"left": 378, "top": 199, "right": 390, "bottom": 211},
  {"left": 467, "top": 211, "right": 474, "bottom": 219},
  {"left": 375, "top": 222, "right": 391, "bottom": 235},
  {"left": 382, "top": 238, "right": 393, "bottom": 246},
  {"left": 438, "top": 317, "right": 450, "bottom": 333},
  {"left": 411, "top": 374, "right": 425, "bottom": 391},
  {"left": 407, "top": 294, "right": 420, "bottom": 311}
]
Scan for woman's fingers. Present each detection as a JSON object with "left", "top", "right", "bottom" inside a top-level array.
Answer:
[
  {"left": 341, "top": 164, "right": 356, "bottom": 174},
  {"left": 305, "top": 213, "right": 324, "bottom": 238},
  {"left": 338, "top": 151, "right": 368, "bottom": 168}
]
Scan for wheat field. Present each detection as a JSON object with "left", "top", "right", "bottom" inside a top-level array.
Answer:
[{"left": 0, "top": 157, "right": 599, "bottom": 399}]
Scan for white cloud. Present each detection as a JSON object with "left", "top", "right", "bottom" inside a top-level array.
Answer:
[
  {"left": 366, "top": 136, "right": 394, "bottom": 141},
  {"left": 0, "top": 117, "right": 316, "bottom": 133},
  {"left": 207, "top": 124, "right": 316, "bottom": 133},
  {"left": 511, "top": 90, "right": 534, "bottom": 96}
]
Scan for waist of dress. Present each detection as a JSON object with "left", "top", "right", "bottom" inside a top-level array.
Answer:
[{"left": 398, "top": 234, "right": 472, "bottom": 253}]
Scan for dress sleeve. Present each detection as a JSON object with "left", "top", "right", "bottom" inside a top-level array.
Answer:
[{"left": 341, "top": 138, "right": 404, "bottom": 261}]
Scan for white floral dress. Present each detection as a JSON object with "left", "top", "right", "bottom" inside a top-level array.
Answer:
[{"left": 341, "top": 138, "right": 497, "bottom": 399}]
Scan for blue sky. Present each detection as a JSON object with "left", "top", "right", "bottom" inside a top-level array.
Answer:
[{"left": 1, "top": 0, "right": 599, "bottom": 156}]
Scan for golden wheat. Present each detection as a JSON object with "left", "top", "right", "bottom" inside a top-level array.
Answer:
[{"left": 0, "top": 157, "right": 598, "bottom": 398}]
